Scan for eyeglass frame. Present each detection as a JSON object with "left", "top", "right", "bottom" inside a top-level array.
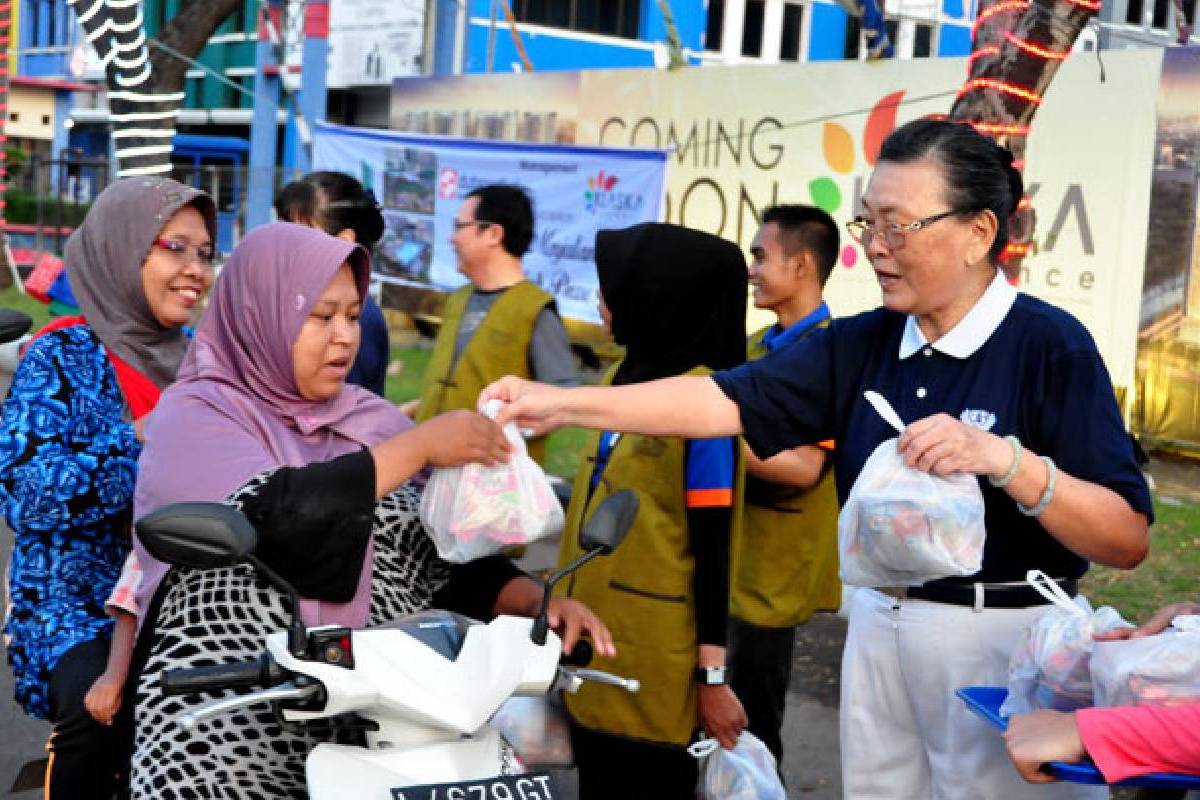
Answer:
[
  {"left": 451, "top": 219, "right": 494, "bottom": 232},
  {"left": 152, "top": 238, "right": 216, "bottom": 266},
  {"left": 845, "top": 208, "right": 977, "bottom": 250}
]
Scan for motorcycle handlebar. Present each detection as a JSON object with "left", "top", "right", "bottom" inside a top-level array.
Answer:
[
  {"left": 560, "top": 639, "right": 593, "bottom": 668},
  {"left": 161, "top": 655, "right": 284, "bottom": 696}
]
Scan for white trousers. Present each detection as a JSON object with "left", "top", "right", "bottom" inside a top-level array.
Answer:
[{"left": 839, "top": 588, "right": 1107, "bottom": 800}]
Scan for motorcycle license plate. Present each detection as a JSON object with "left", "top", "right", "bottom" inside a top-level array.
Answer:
[{"left": 390, "top": 772, "right": 557, "bottom": 800}]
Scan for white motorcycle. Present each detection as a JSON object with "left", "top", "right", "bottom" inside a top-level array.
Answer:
[{"left": 136, "top": 492, "right": 641, "bottom": 800}]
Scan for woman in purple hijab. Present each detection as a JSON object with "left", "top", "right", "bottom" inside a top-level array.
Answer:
[{"left": 126, "top": 223, "right": 611, "bottom": 799}]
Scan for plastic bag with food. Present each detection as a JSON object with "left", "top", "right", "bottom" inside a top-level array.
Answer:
[
  {"left": 420, "top": 400, "right": 564, "bottom": 563},
  {"left": 838, "top": 391, "right": 986, "bottom": 587},
  {"left": 1001, "top": 570, "right": 1132, "bottom": 716}
]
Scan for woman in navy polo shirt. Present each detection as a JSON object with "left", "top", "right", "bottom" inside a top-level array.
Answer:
[{"left": 481, "top": 119, "right": 1151, "bottom": 800}]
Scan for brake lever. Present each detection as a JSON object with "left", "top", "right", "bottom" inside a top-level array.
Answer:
[
  {"left": 179, "top": 681, "right": 322, "bottom": 731},
  {"left": 557, "top": 667, "right": 639, "bottom": 694}
]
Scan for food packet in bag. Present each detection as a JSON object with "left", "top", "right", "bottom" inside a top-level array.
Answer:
[
  {"left": 419, "top": 400, "right": 564, "bottom": 563},
  {"left": 1090, "top": 615, "right": 1200, "bottom": 708},
  {"left": 692, "top": 733, "right": 786, "bottom": 800},
  {"left": 838, "top": 392, "right": 986, "bottom": 587},
  {"left": 1000, "top": 570, "right": 1132, "bottom": 716}
]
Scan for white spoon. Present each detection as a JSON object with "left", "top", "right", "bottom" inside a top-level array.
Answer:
[{"left": 864, "top": 390, "right": 906, "bottom": 434}]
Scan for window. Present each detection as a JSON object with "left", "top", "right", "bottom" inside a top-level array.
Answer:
[
  {"left": 914, "top": 22, "right": 932, "bottom": 56},
  {"left": 46, "top": 0, "right": 56, "bottom": 45},
  {"left": 742, "top": 0, "right": 765, "bottom": 56},
  {"left": 885, "top": 18, "right": 899, "bottom": 48},
  {"left": 512, "top": 0, "right": 640, "bottom": 39},
  {"left": 1183, "top": 0, "right": 1197, "bottom": 25},
  {"left": 780, "top": 3, "right": 804, "bottom": 60},
  {"left": 1125, "top": 0, "right": 1144, "bottom": 24},
  {"left": 28, "top": 0, "right": 40, "bottom": 47},
  {"left": 844, "top": 14, "right": 862, "bottom": 59},
  {"left": 706, "top": 0, "right": 725, "bottom": 50},
  {"left": 1152, "top": 0, "right": 1168, "bottom": 27}
]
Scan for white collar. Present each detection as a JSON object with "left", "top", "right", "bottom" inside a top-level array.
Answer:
[{"left": 898, "top": 270, "right": 1017, "bottom": 360}]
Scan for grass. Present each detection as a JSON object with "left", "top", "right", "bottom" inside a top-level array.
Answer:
[
  {"left": 1080, "top": 496, "right": 1200, "bottom": 622},
  {"left": 0, "top": 286, "right": 52, "bottom": 330},
  {"left": 384, "top": 345, "right": 590, "bottom": 480}
]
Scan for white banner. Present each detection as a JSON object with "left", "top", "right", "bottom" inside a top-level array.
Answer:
[
  {"left": 312, "top": 121, "right": 669, "bottom": 324},
  {"left": 328, "top": 0, "right": 424, "bottom": 88},
  {"left": 390, "top": 51, "right": 1162, "bottom": 390}
]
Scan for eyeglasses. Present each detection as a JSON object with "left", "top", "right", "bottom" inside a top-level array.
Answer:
[
  {"left": 153, "top": 238, "right": 216, "bottom": 266},
  {"left": 451, "top": 219, "right": 493, "bottom": 232},
  {"left": 845, "top": 209, "right": 969, "bottom": 250}
]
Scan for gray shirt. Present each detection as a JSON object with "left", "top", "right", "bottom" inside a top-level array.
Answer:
[{"left": 452, "top": 288, "right": 580, "bottom": 387}]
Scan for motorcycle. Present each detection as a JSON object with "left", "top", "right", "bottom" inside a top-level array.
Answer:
[{"left": 136, "top": 491, "right": 641, "bottom": 800}]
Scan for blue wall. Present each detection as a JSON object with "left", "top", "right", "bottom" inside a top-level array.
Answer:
[
  {"left": 459, "top": 0, "right": 707, "bottom": 73},
  {"left": 808, "top": 3, "right": 851, "bottom": 61}
]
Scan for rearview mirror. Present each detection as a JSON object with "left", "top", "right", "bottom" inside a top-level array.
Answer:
[
  {"left": 136, "top": 502, "right": 257, "bottom": 570},
  {"left": 579, "top": 490, "right": 638, "bottom": 555}
]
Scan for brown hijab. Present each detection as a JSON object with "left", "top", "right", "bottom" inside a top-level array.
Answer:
[{"left": 64, "top": 176, "right": 217, "bottom": 388}]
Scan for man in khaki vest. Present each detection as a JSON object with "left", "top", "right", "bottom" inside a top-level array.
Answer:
[
  {"left": 728, "top": 205, "right": 842, "bottom": 765},
  {"left": 402, "top": 185, "right": 577, "bottom": 464}
]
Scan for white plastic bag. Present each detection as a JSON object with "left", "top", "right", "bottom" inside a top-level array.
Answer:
[
  {"left": 1000, "top": 570, "right": 1131, "bottom": 716},
  {"left": 1090, "top": 615, "right": 1200, "bottom": 708},
  {"left": 838, "top": 391, "right": 986, "bottom": 587},
  {"left": 419, "top": 400, "right": 564, "bottom": 563},
  {"left": 692, "top": 733, "right": 786, "bottom": 800}
]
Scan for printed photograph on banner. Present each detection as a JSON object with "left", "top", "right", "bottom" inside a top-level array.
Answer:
[
  {"left": 1130, "top": 45, "right": 1200, "bottom": 448},
  {"left": 1140, "top": 46, "right": 1200, "bottom": 337},
  {"left": 384, "top": 147, "right": 437, "bottom": 213},
  {"left": 377, "top": 211, "right": 434, "bottom": 282},
  {"left": 390, "top": 72, "right": 581, "bottom": 143}
]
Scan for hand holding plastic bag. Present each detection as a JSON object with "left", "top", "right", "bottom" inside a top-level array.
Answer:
[
  {"left": 692, "top": 733, "right": 786, "bottom": 800},
  {"left": 1000, "top": 570, "right": 1131, "bottom": 716},
  {"left": 838, "top": 392, "right": 986, "bottom": 587},
  {"left": 419, "top": 400, "right": 564, "bottom": 563},
  {"left": 1091, "top": 615, "right": 1200, "bottom": 708}
]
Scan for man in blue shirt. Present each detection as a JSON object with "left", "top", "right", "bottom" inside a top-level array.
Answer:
[{"left": 728, "top": 205, "right": 842, "bottom": 766}]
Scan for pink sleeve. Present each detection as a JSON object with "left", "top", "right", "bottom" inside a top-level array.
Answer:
[
  {"left": 105, "top": 551, "right": 143, "bottom": 618},
  {"left": 1076, "top": 703, "right": 1200, "bottom": 782}
]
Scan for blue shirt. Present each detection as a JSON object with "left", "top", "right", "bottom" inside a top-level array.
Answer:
[
  {"left": 1, "top": 327, "right": 139, "bottom": 718},
  {"left": 714, "top": 278, "right": 1152, "bottom": 584},
  {"left": 590, "top": 432, "right": 735, "bottom": 507},
  {"left": 760, "top": 301, "right": 832, "bottom": 353}
]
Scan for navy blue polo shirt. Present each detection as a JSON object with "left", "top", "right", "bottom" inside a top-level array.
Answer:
[{"left": 713, "top": 274, "right": 1153, "bottom": 584}]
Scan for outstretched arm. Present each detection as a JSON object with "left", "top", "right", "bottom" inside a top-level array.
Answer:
[{"left": 482, "top": 376, "right": 742, "bottom": 439}]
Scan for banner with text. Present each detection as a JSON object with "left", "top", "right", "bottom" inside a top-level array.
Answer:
[
  {"left": 313, "top": 122, "right": 668, "bottom": 324},
  {"left": 390, "top": 51, "right": 1162, "bottom": 391}
]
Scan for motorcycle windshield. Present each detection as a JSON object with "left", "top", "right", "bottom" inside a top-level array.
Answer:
[{"left": 367, "top": 609, "right": 480, "bottom": 661}]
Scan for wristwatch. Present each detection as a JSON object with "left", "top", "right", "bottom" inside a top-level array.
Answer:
[{"left": 694, "top": 665, "right": 727, "bottom": 686}]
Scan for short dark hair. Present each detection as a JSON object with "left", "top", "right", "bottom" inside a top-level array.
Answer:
[
  {"left": 275, "top": 171, "right": 384, "bottom": 247},
  {"left": 761, "top": 204, "right": 840, "bottom": 286},
  {"left": 877, "top": 119, "right": 1023, "bottom": 263},
  {"left": 467, "top": 184, "right": 534, "bottom": 257}
]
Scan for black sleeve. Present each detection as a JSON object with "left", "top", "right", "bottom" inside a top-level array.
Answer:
[
  {"left": 433, "top": 555, "right": 528, "bottom": 621},
  {"left": 236, "top": 449, "right": 376, "bottom": 602},
  {"left": 689, "top": 506, "right": 732, "bottom": 647}
]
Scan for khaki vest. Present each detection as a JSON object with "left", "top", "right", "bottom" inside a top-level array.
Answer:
[
  {"left": 557, "top": 365, "right": 742, "bottom": 746},
  {"left": 415, "top": 282, "right": 553, "bottom": 463},
  {"left": 730, "top": 324, "right": 842, "bottom": 628}
]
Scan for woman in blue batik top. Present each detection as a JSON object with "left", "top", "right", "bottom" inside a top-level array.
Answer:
[{"left": 1, "top": 177, "right": 216, "bottom": 799}]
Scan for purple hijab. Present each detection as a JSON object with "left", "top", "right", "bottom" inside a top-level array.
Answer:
[{"left": 134, "top": 222, "right": 413, "bottom": 627}]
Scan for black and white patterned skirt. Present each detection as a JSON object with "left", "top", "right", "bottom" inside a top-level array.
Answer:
[{"left": 129, "top": 481, "right": 446, "bottom": 799}]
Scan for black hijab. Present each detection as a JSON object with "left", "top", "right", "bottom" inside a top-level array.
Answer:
[{"left": 596, "top": 222, "right": 747, "bottom": 385}]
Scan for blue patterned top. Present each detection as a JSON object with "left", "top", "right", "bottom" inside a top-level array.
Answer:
[{"left": 1, "top": 326, "right": 140, "bottom": 719}]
